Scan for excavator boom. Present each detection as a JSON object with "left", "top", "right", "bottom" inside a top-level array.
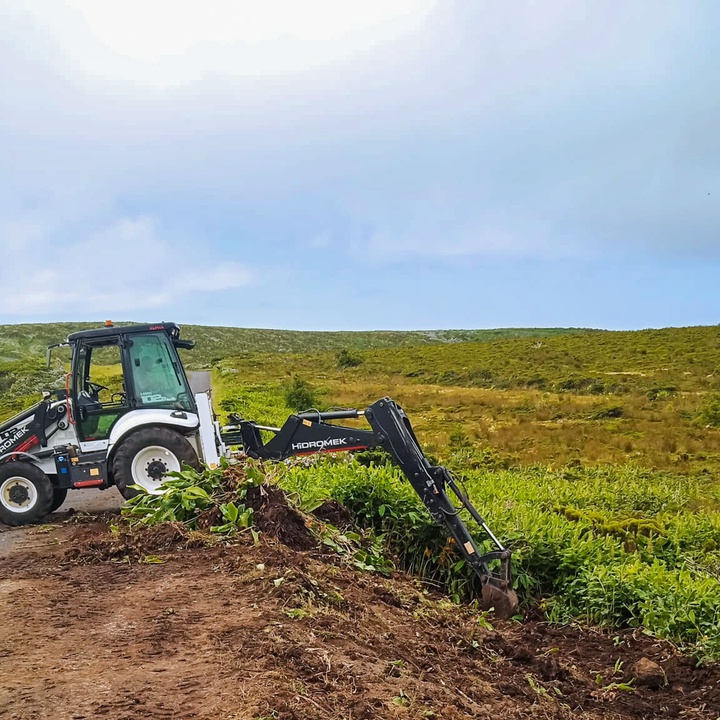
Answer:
[{"left": 223, "top": 397, "right": 519, "bottom": 619}]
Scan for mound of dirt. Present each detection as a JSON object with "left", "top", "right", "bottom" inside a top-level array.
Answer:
[
  {"left": 62, "top": 482, "right": 319, "bottom": 563},
  {"left": 2, "top": 515, "right": 719, "bottom": 720},
  {"left": 246, "top": 484, "right": 316, "bottom": 551},
  {"left": 311, "top": 499, "right": 354, "bottom": 529}
]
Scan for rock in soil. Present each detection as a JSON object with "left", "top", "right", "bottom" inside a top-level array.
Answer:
[{"left": 632, "top": 657, "right": 668, "bottom": 688}]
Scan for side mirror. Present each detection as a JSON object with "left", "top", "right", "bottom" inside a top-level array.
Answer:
[{"left": 46, "top": 342, "right": 67, "bottom": 370}]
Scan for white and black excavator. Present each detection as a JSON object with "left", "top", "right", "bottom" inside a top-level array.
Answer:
[{"left": 0, "top": 322, "right": 518, "bottom": 616}]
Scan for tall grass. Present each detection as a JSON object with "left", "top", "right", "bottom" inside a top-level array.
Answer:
[{"left": 280, "top": 456, "right": 720, "bottom": 660}]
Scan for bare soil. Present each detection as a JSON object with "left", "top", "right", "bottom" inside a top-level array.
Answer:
[{"left": 1, "top": 513, "right": 719, "bottom": 720}]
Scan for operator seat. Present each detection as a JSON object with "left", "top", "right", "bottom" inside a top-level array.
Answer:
[
  {"left": 76, "top": 386, "right": 102, "bottom": 437},
  {"left": 77, "top": 389, "right": 101, "bottom": 411}
]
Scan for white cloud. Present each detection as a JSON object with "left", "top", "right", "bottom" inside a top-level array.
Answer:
[
  {"left": 23, "top": 0, "right": 437, "bottom": 86},
  {"left": 357, "top": 225, "right": 588, "bottom": 262},
  {"left": 0, "top": 216, "right": 254, "bottom": 317}
]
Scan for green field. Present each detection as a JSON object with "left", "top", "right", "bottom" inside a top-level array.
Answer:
[
  {"left": 210, "top": 324, "right": 720, "bottom": 472},
  {"left": 2, "top": 321, "right": 720, "bottom": 658},
  {"left": 0, "top": 321, "right": 592, "bottom": 422},
  {"left": 210, "top": 324, "right": 720, "bottom": 659}
]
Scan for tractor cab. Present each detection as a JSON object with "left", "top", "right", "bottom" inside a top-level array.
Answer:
[{"left": 66, "top": 323, "right": 197, "bottom": 443}]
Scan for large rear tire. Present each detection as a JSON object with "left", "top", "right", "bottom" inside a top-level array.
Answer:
[
  {"left": 112, "top": 427, "right": 200, "bottom": 500},
  {"left": 0, "top": 462, "right": 54, "bottom": 526}
]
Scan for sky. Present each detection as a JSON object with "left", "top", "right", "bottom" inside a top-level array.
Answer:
[{"left": 1, "top": 1, "right": 718, "bottom": 331}]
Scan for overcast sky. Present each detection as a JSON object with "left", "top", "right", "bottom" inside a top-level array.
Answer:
[{"left": 1, "top": 1, "right": 718, "bottom": 330}]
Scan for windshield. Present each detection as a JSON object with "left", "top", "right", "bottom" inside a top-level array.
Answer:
[{"left": 127, "top": 333, "right": 193, "bottom": 411}]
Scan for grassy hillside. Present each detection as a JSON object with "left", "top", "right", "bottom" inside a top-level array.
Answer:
[
  {"left": 0, "top": 321, "right": 594, "bottom": 421},
  {"left": 0, "top": 321, "right": 593, "bottom": 364},
  {"left": 2, "top": 321, "right": 719, "bottom": 472},
  {"left": 210, "top": 324, "right": 720, "bottom": 472}
]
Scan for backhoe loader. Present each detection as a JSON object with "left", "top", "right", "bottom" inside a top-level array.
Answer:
[{"left": 0, "top": 322, "right": 518, "bottom": 617}]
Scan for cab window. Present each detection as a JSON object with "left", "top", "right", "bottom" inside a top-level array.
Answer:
[{"left": 128, "top": 333, "right": 193, "bottom": 410}]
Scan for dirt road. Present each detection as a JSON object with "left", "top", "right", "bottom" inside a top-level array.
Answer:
[
  {"left": 0, "top": 488, "right": 122, "bottom": 557},
  {"left": 1, "top": 513, "right": 719, "bottom": 720}
]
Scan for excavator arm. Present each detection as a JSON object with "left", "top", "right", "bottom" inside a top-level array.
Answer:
[{"left": 222, "top": 397, "right": 519, "bottom": 619}]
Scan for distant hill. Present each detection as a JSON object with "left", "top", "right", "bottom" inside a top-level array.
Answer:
[
  {"left": 0, "top": 322, "right": 596, "bottom": 366},
  {"left": 350, "top": 324, "right": 720, "bottom": 396},
  {"left": 1, "top": 323, "right": 719, "bottom": 467}
]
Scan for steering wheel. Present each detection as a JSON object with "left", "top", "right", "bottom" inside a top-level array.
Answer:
[{"left": 86, "top": 381, "right": 109, "bottom": 398}]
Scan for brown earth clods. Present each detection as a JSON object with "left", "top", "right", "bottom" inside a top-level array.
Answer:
[{"left": 1, "top": 504, "right": 719, "bottom": 720}]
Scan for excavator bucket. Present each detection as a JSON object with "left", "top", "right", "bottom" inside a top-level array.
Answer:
[{"left": 481, "top": 583, "right": 520, "bottom": 620}]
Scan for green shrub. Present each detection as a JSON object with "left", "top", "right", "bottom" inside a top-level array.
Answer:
[
  {"left": 336, "top": 349, "right": 363, "bottom": 368},
  {"left": 592, "top": 405, "right": 624, "bottom": 420},
  {"left": 449, "top": 426, "right": 472, "bottom": 449},
  {"left": 697, "top": 393, "right": 720, "bottom": 428},
  {"left": 525, "top": 375, "right": 548, "bottom": 390},
  {"left": 285, "top": 375, "right": 317, "bottom": 411},
  {"left": 553, "top": 376, "right": 608, "bottom": 394},
  {"left": 648, "top": 385, "right": 678, "bottom": 402}
]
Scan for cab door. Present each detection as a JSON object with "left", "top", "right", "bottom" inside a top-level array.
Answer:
[{"left": 73, "top": 338, "right": 130, "bottom": 447}]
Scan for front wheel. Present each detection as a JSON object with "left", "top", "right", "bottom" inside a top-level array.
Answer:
[
  {"left": 0, "top": 462, "right": 54, "bottom": 526},
  {"left": 112, "top": 427, "right": 200, "bottom": 500}
]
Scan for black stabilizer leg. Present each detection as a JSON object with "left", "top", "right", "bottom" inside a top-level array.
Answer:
[{"left": 364, "top": 398, "right": 519, "bottom": 619}]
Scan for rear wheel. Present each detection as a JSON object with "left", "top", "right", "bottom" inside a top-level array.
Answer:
[
  {"left": 0, "top": 463, "right": 54, "bottom": 526},
  {"left": 112, "top": 427, "right": 200, "bottom": 500}
]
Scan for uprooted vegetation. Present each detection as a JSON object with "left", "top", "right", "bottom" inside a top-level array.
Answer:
[
  {"left": 76, "top": 459, "right": 720, "bottom": 663},
  {"left": 74, "top": 460, "right": 394, "bottom": 578}
]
